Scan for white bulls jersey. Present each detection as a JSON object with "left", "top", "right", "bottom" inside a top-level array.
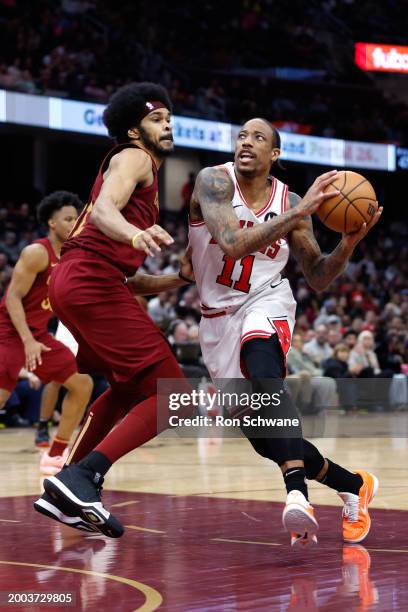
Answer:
[{"left": 190, "top": 162, "right": 290, "bottom": 314}]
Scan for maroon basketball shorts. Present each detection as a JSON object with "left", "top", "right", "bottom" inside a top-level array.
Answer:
[
  {"left": 0, "top": 330, "right": 78, "bottom": 392},
  {"left": 49, "top": 252, "right": 177, "bottom": 383}
]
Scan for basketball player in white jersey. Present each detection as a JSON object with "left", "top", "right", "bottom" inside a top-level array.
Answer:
[{"left": 188, "top": 117, "right": 382, "bottom": 546}]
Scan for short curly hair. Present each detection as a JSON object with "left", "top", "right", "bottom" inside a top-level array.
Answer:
[
  {"left": 37, "top": 191, "right": 83, "bottom": 225},
  {"left": 103, "top": 82, "right": 172, "bottom": 143}
]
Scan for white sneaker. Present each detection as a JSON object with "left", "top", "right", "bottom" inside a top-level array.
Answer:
[{"left": 282, "top": 490, "right": 319, "bottom": 546}]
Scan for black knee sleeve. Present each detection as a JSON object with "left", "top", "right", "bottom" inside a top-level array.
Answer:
[
  {"left": 302, "top": 439, "right": 325, "bottom": 480},
  {"left": 241, "top": 336, "right": 304, "bottom": 466},
  {"left": 241, "top": 334, "right": 285, "bottom": 379}
]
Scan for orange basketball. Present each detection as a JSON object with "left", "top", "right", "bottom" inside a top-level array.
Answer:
[{"left": 318, "top": 170, "right": 378, "bottom": 233}]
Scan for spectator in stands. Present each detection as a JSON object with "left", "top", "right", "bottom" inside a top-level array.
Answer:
[
  {"left": 3, "top": 368, "right": 42, "bottom": 427},
  {"left": 328, "top": 328, "right": 342, "bottom": 349},
  {"left": 167, "top": 319, "right": 207, "bottom": 378},
  {"left": 286, "top": 333, "right": 336, "bottom": 415},
  {"left": 163, "top": 254, "right": 180, "bottom": 275},
  {"left": 2, "top": 231, "right": 20, "bottom": 264},
  {"left": 348, "top": 331, "right": 381, "bottom": 377},
  {"left": 349, "top": 330, "right": 393, "bottom": 411},
  {"left": 303, "top": 324, "right": 333, "bottom": 367},
  {"left": 343, "top": 329, "right": 357, "bottom": 350},
  {"left": 323, "top": 343, "right": 357, "bottom": 413},
  {"left": 0, "top": 0, "right": 405, "bottom": 143},
  {"left": 147, "top": 291, "right": 176, "bottom": 329}
]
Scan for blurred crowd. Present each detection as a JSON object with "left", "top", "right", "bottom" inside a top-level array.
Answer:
[
  {"left": 0, "top": 0, "right": 407, "bottom": 143},
  {"left": 0, "top": 191, "right": 407, "bottom": 418}
]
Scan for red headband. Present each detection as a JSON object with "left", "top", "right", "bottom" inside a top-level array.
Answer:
[{"left": 141, "top": 100, "right": 168, "bottom": 118}]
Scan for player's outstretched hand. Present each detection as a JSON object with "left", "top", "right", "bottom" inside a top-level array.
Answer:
[
  {"left": 297, "top": 170, "right": 340, "bottom": 217},
  {"left": 341, "top": 205, "right": 383, "bottom": 250},
  {"left": 179, "top": 245, "right": 195, "bottom": 282},
  {"left": 132, "top": 224, "right": 174, "bottom": 257},
  {"left": 24, "top": 338, "right": 51, "bottom": 372}
]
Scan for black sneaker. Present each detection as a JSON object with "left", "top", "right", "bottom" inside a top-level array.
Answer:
[
  {"left": 33, "top": 491, "right": 99, "bottom": 533},
  {"left": 35, "top": 427, "right": 50, "bottom": 448},
  {"left": 5, "top": 411, "right": 30, "bottom": 428},
  {"left": 42, "top": 464, "right": 124, "bottom": 538}
]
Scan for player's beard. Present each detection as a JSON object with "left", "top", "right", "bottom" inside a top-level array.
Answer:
[
  {"left": 236, "top": 164, "right": 257, "bottom": 178},
  {"left": 139, "top": 126, "right": 174, "bottom": 158}
]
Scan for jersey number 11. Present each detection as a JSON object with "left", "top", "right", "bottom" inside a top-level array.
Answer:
[{"left": 216, "top": 254, "right": 255, "bottom": 294}]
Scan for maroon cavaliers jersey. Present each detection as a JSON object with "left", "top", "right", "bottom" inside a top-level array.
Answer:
[
  {"left": 0, "top": 237, "right": 58, "bottom": 336},
  {"left": 62, "top": 143, "right": 159, "bottom": 276}
]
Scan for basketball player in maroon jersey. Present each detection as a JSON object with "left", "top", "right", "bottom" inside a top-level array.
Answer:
[
  {"left": 0, "top": 192, "right": 93, "bottom": 471},
  {"left": 34, "top": 83, "right": 191, "bottom": 537}
]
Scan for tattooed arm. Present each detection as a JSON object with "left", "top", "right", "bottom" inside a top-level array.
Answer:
[
  {"left": 288, "top": 192, "right": 383, "bottom": 292},
  {"left": 192, "top": 166, "right": 340, "bottom": 260}
]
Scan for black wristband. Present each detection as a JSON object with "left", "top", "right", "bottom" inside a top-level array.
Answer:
[{"left": 178, "top": 271, "right": 193, "bottom": 283}]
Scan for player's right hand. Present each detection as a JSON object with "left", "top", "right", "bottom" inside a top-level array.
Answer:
[
  {"left": 24, "top": 338, "right": 51, "bottom": 372},
  {"left": 297, "top": 170, "right": 340, "bottom": 217},
  {"left": 132, "top": 224, "right": 174, "bottom": 257}
]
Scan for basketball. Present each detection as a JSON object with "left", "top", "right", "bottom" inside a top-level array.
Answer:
[{"left": 318, "top": 170, "right": 378, "bottom": 233}]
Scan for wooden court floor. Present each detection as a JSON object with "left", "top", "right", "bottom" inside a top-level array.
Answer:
[{"left": 0, "top": 427, "right": 407, "bottom": 611}]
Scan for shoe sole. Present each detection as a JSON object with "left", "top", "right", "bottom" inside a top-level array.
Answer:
[
  {"left": 33, "top": 498, "right": 99, "bottom": 533},
  {"left": 282, "top": 503, "right": 319, "bottom": 537},
  {"left": 344, "top": 474, "right": 379, "bottom": 544},
  {"left": 43, "top": 476, "right": 124, "bottom": 538}
]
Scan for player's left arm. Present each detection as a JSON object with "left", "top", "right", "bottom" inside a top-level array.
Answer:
[
  {"left": 5, "top": 245, "right": 52, "bottom": 371},
  {"left": 288, "top": 191, "right": 382, "bottom": 292},
  {"left": 127, "top": 246, "right": 194, "bottom": 295}
]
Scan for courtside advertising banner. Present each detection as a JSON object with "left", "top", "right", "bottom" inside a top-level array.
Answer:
[
  {"left": 49, "top": 97, "right": 107, "bottom": 135},
  {"left": 0, "top": 89, "right": 396, "bottom": 170}
]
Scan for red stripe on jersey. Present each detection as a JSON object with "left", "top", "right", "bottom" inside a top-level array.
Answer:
[
  {"left": 254, "top": 177, "right": 277, "bottom": 217},
  {"left": 241, "top": 328, "right": 272, "bottom": 341},
  {"left": 281, "top": 184, "right": 288, "bottom": 215},
  {"left": 235, "top": 175, "right": 276, "bottom": 218},
  {"left": 202, "top": 311, "right": 227, "bottom": 318},
  {"left": 240, "top": 332, "right": 271, "bottom": 346}
]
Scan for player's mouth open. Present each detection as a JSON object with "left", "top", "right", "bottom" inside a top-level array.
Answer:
[{"left": 239, "top": 152, "right": 255, "bottom": 161}]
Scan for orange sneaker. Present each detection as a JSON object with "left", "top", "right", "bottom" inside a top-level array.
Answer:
[
  {"left": 339, "top": 545, "right": 379, "bottom": 611},
  {"left": 338, "top": 470, "right": 379, "bottom": 543},
  {"left": 282, "top": 490, "right": 319, "bottom": 545},
  {"left": 40, "top": 448, "right": 69, "bottom": 476}
]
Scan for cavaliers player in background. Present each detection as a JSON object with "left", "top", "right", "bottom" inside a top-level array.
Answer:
[
  {"left": 188, "top": 118, "right": 382, "bottom": 545},
  {"left": 0, "top": 192, "right": 93, "bottom": 473},
  {"left": 34, "top": 83, "right": 192, "bottom": 537}
]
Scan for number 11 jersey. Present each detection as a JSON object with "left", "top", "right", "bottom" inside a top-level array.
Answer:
[{"left": 189, "top": 162, "right": 291, "bottom": 314}]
